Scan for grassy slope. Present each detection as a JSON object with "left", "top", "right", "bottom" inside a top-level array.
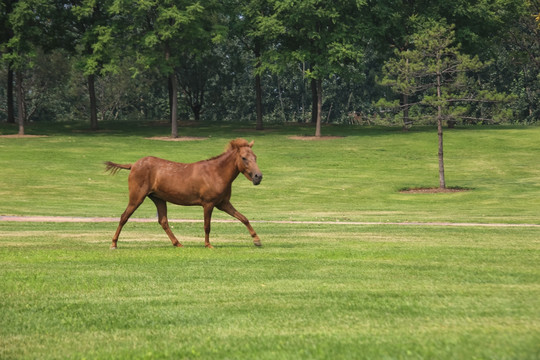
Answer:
[
  {"left": 0, "top": 122, "right": 539, "bottom": 224},
  {"left": 0, "top": 122, "right": 539, "bottom": 359}
]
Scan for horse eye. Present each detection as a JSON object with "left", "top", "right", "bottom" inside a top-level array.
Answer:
[{"left": 242, "top": 157, "right": 247, "bottom": 162}]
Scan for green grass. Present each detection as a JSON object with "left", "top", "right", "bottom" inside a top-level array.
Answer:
[
  {"left": 1, "top": 221, "right": 539, "bottom": 359},
  {"left": 0, "top": 121, "right": 539, "bottom": 224},
  {"left": 1, "top": 121, "right": 539, "bottom": 358}
]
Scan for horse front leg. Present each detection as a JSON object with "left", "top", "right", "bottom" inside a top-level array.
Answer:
[
  {"left": 217, "top": 201, "right": 262, "bottom": 247},
  {"left": 203, "top": 204, "right": 214, "bottom": 248}
]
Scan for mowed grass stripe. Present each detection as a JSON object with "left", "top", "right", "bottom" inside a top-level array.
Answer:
[{"left": 1, "top": 216, "right": 539, "bottom": 227}]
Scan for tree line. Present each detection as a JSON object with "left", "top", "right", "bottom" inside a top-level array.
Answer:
[{"left": 1, "top": 0, "right": 539, "bottom": 137}]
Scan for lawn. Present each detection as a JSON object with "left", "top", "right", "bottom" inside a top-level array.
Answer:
[
  {"left": 1, "top": 221, "right": 539, "bottom": 359},
  {"left": 1, "top": 122, "right": 539, "bottom": 225},
  {"left": 0, "top": 121, "right": 539, "bottom": 358}
]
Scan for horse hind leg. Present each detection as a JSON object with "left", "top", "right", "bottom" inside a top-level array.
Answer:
[
  {"left": 111, "top": 201, "right": 141, "bottom": 249},
  {"left": 111, "top": 189, "right": 146, "bottom": 249},
  {"left": 149, "top": 195, "right": 182, "bottom": 247}
]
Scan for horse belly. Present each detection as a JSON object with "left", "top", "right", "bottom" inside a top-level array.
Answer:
[
  {"left": 149, "top": 172, "right": 201, "bottom": 205},
  {"left": 152, "top": 186, "right": 202, "bottom": 206},
  {"left": 151, "top": 167, "right": 216, "bottom": 206}
]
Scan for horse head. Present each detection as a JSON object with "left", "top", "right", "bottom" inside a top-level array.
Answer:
[{"left": 229, "top": 139, "right": 263, "bottom": 185}]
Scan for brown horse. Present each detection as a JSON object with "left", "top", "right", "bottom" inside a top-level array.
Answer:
[{"left": 105, "top": 138, "right": 263, "bottom": 249}]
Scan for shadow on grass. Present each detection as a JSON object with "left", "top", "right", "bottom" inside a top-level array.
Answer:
[{"left": 2, "top": 119, "right": 533, "bottom": 140}]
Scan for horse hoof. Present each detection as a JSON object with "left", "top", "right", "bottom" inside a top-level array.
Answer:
[
  {"left": 253, "top": 240, "right": 262, "bottom": 247},
  {"left": 173, "top": 243, "right": 183, "bottom": 247},
  {"left": 110, "top": 246, "right": 117, "bottom": 250},
  {"left": 205, "top": 244, "right": 214, "bottom": 249}
]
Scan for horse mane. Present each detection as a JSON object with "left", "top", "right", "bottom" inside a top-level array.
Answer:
[
  {"left": 225, "top": 138, "right": 250, "bottom": 151},
  {"left": 202, "top": 139, "right": 251, "bottom": 163}
]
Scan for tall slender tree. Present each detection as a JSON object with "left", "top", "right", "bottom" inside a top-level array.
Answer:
[
  {"left": 0, "top": 0, "right": 16, "bottom": 124},
  {"left": 72, "top": 0, "right": 120, "bottom": 131},
  {"left": 381, "top": 21, "right": 513, "bottom": 188},
  {"left": 2, "top": 0, "right": 52, "bottom": 134},
  {"left": 230, "top": 0, "right": 285, "bottom": 130}
]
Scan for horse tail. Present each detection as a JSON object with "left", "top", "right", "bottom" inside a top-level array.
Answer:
[{"left": 104, "top": 161, "right": 132, "bottom": 175}]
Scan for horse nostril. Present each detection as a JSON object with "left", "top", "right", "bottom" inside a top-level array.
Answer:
[{"left": 252, "top": 173, "right": 263, "bottom": 185}]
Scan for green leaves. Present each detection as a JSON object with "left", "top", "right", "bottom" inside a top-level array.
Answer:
[
  {"left": 379, "top": 20, "right": 513, "bottom": 125},
  {"left": 256, "top": 0, "right": 365, "bottom": 79},
  {"left": 2, "top": 0, "right": 52, "bottom": 70}
]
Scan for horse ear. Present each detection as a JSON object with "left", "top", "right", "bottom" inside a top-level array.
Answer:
[{"left": 249, "top": 140, "right": 254, "bottom": 148}]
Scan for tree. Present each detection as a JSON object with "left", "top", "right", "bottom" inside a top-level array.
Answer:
[
  {"left": 110, "top": 0, "right": 223, "bottom": 138},
  {"left": 381, "top": 21, "right": 512, "bottom": 188},
  {"left": 0, "top": 0, "right": 16, "bottom": 124},
  {"left": 174, "top": 7, "right": 225, "bottom": 122},
  {"left": 1, "top": 0, "right": 52, "bottom": 134},
  {"left": 500, "top": 0, "right": 540, "bottom": 123},
  {"left": 230, "top": 0, "right": 281, "bottom": 130},
  {"left": 259, "top": 0, "right": 365, "bottom": 136},
  {"left": 72, "top": 0, "right": 120, "bottom": 131},
  {"left": 366, "top": 0, "right": 527, "bottom": 127},
  {"left": 1, "top": 0, "right": 72, "bottom": 131},
  {"left": 176, "top": 50, "right": 221, "bottom": 121}
]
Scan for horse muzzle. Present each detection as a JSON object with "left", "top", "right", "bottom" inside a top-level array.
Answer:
[{"left": 252, "top": 172, "right": 263, "bottom": 185}]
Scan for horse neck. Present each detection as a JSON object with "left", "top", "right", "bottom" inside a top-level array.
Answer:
[{"left": 213, "top": 150, "right": 240, "bottom": 183}]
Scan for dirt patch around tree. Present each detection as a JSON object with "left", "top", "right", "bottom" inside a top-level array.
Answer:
[
  {"left": 400, "top": 187, "right": 470, "bottom": 194},
  {"left": 145, "top": 136, "right": 208, "bottom": 141},
  {"left": 0, "top": 134, "right": 48, "bottom": 138}
]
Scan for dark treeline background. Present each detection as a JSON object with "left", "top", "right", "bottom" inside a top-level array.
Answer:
[{"left": 1, "top": 0, "right": 539, "bottom": 135}]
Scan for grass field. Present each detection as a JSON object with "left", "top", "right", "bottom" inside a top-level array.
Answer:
[
  {"left": 1, "top": 122, "right": 539, "bottom": 224},
  {"left": 1, "top": 121, "right": 539, "bottom": 359}
]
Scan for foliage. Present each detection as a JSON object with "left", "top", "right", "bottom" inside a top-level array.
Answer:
[
  {"left": 379, "top": 21, "right": 515, "bottom": 127},
  {"left": 0, "top": 0, "right": 537, "bottom": 126},
  {"left": 255, "top": 0, "right": 366, "bottom": 135}
]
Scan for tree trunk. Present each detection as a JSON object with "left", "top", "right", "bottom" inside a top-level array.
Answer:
[
  {"left": 315, "top": 78, "right": 322, "bottom": 137},
  {"left": 7, "top": 64, "right": 15, "bottom": 124},
  {"left": 169, "top": 72, "right": 178, "bottom": 138},
  {"left": 301, "top": 62, "right": 306, "bottom": 123},
  {"left": 326, "top": 102, "right": 333, "bottom": 123},
  {"left": 165, "top": 43, "right": 178, "bottom": 138},
  {"left": 436, "top": 71, "right": 446, "bottom": 189},
  {"left": 255, "top": 73, "right": 263, "bottom": 129},
  {"left": 16, "top": 70, "right": 24, "bottom": 135},
  {"left": 276, "top": 76, "right": 286, "bottom": 122},
  {"left": 254, "top": 42, "right": 264, "bottom": 130},
  {"left": 88, "top": 74, "right": 98, "bottom": 131},
  {"left": 191, "top": 103, "right": 202, "bottom": 122},
  {"left": 402, "top": 58, "right": 410, "bottom": 131},
  {"left": 402, "top": 93, "right": 410, "bottom": 131},
  {"left": 168, "top": 74, "right": 173, "bottom": 121},
  {"left": 311, "top": 78, "right": 318, "bottom": 124}
]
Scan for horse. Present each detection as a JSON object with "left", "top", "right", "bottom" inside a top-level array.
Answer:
[{"left": 104, "top": 138, "right": 263, "bottom": 249}]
